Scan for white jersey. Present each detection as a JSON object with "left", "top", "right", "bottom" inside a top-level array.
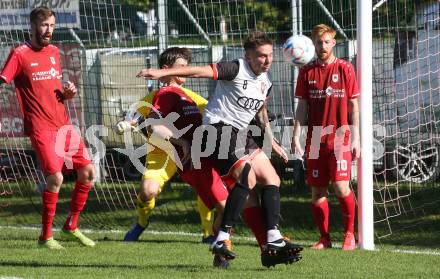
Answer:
[{"left": 203, "top": 58, "right": 272, "bottom": 129}]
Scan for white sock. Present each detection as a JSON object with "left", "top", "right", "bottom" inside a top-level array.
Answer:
[
  {"left": 267, "top": 229, "right": 283, "bottom": 243},
  {"left": 215, "top": 230, "right": 230, "bottom": 242}
]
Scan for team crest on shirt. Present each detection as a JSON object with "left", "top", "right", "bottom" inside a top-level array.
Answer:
[
  {"left": 50, "top": 57, "right": 56, "bottom": 65},
  {"left": 312, "top": 170, "right": 319, "bottom": 178},
  {"left": 332, "top": 74, "right": 339, "bottom": 83}
]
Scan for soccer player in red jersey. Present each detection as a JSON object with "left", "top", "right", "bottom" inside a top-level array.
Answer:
[
  {"left": 0, "top": 6, "right": 96, "bottom": 249},
  {"left": 292, "top": 24, "right": 360, "bottom": 251}
]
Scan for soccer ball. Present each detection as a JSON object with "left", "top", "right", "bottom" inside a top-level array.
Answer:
[{"left": 282, "top": 34, "right": 315, "bottom": 66}]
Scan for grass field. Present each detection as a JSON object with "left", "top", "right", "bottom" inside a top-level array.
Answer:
[
  {"left": 1, "top": 179, "right": 440, "bottom": 278},
  {"left": 1, "top": 226, "right": 440, "bottom": 279}
]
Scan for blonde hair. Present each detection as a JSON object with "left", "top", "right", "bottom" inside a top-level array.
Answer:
[{"left": 311, "top": 24, "right": 336, "bottom": 41}]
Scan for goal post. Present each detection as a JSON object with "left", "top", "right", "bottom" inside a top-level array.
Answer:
[{"left": 357, "top": 0, "right": 375, "bottom": 250}]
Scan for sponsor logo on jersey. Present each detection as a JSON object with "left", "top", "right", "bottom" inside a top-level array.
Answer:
[
  {"left": 50, "top": 57, "right": 56, "bottom": 65},
  {"left": 236, "top": 96, "right": 264, "bottom": 111},
  {"left": 308, "top": 80, "right": 317, "bottom": 84},
  {"left": 30, "top": 62, "right": 38, "bottom": 67},
  {"left": 31, "top": 67, "right": 60, "bottom": 81},
  {"left": 325, "top": 86, "right": 333, "bottom": 96},
  {"left": 332, "top": 74, "right": 339, "bottom": 83}
]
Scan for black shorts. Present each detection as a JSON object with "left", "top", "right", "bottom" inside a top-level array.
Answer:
[{"left": 204, "top": 122, "right": 261, "bottom": 186}]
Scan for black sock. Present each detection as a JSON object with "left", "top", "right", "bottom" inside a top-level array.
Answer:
[
  {"left": 261, "top": 185, "right": 280, "bottom": 230},
  {"left": 220, "top": 182, "right": 250, "bottom": 232}
]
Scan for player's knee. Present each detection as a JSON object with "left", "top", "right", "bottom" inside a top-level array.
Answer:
[
  {"left": 86, "top": 164, "right": 96, "bottom": 182},
  {"left": 140, "top": 180, "right": 161, "bottom": 200},
  {"left": 77, "top": 164, "right": 95, "bottom": 184},
  {"left": 333, "top": 180, "right": 351, "bottom": 197},
  {"left": 311, "top": 187, "right": 328, "bottom": 203},
  {"left": 46, "top": 172, "right": 63, "bottom": 190}
]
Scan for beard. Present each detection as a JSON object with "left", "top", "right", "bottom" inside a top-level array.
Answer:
[
  {"left": 317, "top": 50, "right": 331, "bottom": 61},
  {"left": 36, "top": 32, "right": 52, "bottom": 47}
]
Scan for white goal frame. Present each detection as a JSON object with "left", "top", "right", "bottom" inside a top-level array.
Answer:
[{"left": 357, "top": 0, "right": 375, "bottom": 250}]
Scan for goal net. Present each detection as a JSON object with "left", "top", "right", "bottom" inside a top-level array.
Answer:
[{"left": 0, "top": 0, "right": 439, "bottom": 249}]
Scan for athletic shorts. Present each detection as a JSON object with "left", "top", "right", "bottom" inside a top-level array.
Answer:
[
  {"left": 206, "top": 123, "right": 261, "bottom": 187},
  {"left": 180, "top": 159, "right": 228, "bottom": 210},
  {"left": 143, "top": 152, "right": 177, "bottom": 189},
  {"left": 306, "top": 146, "right": 352, "bottom": 187},
  {"left": 29, "top": 127, "right": 91, "bottom": 176}
]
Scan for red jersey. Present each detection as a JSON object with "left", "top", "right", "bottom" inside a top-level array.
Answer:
[
  {"left": 0, "top": 42, "right": 70, "bottom": 135},
  {"left": 152, "top": 85, "right": 202, "bottom": 144},
  {"left": 295, "top": 58, "right": 359, "bottom": 150}
]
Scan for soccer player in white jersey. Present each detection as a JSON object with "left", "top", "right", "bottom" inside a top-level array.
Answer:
[{"left": 137, "top": 31, "right": 302, "bottom": 265}]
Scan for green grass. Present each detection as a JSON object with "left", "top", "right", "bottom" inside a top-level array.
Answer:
[
  {"left": 0, "top": 227, "right": 439, "bottom": 279},
  {"left": 1, "top": 180, "right": 440, "bottom": 277},
  {"left": 2, "top": 180, "right": 440, "bottom": 247}
]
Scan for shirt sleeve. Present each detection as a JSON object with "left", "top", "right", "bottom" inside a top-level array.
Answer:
[
  {"left": 137, "top": 90, "right": 158, "bottom": 117},
  {"left": 151, "top": 90, "right": 178, "bottom": 117},
  {"left": 183, "top": 89, "right": 208, "bottom": 114},
  {"left": 295, "top": 67, "right": 308, "bottom": 99},
  {"left": 0, "top": 49, "right": 21, "bottom": 84},
  {"left": 210, "top": 60, "right": 239, "bottom": 81},
  {"left": 346, "top": 63, "right": 359, "bottom": 99},
  {"left": 265, "top": 85, "right": 273, "bottom": 101}
]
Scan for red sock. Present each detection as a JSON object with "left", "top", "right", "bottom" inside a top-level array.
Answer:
[
  {"left": 311, "top": 199, "right": 330, "bottom": 239},
  {"left": 40, "top": 190, "right": 58, "bottom": 241},
  {"left": 63, "top": 182, "right": 92, "bottom": 231},
  {"left": 243, "top": 206, "right": 267, "bottom": 252},
  {"left": 338, "top": 191, "right": 355, "bottom": 234}
]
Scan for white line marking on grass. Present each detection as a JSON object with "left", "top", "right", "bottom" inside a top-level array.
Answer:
[
  {"left": 2, "top": 225, "right": 439, "bottom": 256},
  {"left": 390, "top": 249, "right": 440, "bottom": 256}
]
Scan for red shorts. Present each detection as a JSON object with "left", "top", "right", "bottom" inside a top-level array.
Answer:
[
  {"left": 306, "top": 147, "right": 352, "bottom": 187},
  {"left": 180, "top": 159, "right": 228, "bottom": 210},
  {"left": 30, "top": 126, "right": 91, "bottom": 176}
]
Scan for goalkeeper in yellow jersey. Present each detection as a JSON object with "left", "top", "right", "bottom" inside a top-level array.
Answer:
[{"left": 117, "top": 48, "right": 216, "bottom": 244}]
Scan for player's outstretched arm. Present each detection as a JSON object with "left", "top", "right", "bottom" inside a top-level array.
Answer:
[{"left": 136, "top": 65, "right": 214, "bottom": 80}]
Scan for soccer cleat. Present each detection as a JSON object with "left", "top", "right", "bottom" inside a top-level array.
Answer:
[
  {"left": 210, "top": 240, "right": 235, "bottom": 260},
  {"left": 261, "top": 250, "right": 302, "bottom": 268},
  {"left": 60, "top": 229, "right": 96, "bottom": 247},
  {"left": 311, "top": 236, "right": 332, "bottom": 250},
  {"left": 342, "top": 232, "right": 357, "bottom": 251},
  {"left": 202, "top": 234, "right": 216, "bottom": 245},
  {"left": 124, "top": 223, "right": 146, "bottom": 242},
  {"left": 212, "top": 254, "right": 230, "bottom": 269},
  {"left": 266, "top": 237, "right": 303, "bottom": 257},
  {"left": 38, "top": 237, "right": 65, "bottom": 250}
]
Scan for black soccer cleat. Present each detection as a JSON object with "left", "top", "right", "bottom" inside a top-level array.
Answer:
[
  {"left": 261, "top": 251, "right": 302, "bottom": 268},
  {"left": 210, "top": 240, "right": 236, "bottom": 260},
  {"left": 213, "top": 254, "right": 230, "bottom": 269},
  {"left": 266, "top": 237, "right": 303, "bottom": 257}
]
